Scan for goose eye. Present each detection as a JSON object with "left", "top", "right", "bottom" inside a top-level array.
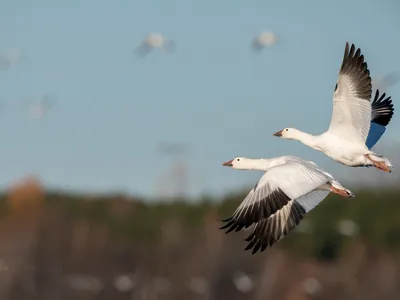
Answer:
[
  {"left": 285, "top": 129, "right": 288, "bottom": 131},
  {"left": 237, "top": 159, "right": 240, "bottom": 161}
]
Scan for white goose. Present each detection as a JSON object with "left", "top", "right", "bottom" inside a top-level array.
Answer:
[
  {"left": 273, "top": 42, "right": 394, "bottom": 173},
  {"left": 134, "top": 33, "right": 176, "bottom": 57},
  {"left": 220, "top": 155, "right": 354, "bottom": 254}
]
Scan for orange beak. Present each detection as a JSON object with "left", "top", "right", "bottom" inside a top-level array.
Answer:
[
  {"left": 273, "top": 130, "right": 283, "bottom": 137},
  {"left": 222, "top": 159, "right": 234, "bottom": 167}
]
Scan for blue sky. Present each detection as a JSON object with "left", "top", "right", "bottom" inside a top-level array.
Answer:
[{"left": 0, "top": 0, "right": 399, "bottom": 199}]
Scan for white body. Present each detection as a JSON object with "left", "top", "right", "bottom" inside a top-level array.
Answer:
[
  {"left": 274, "top": 43, "right": 393, "bottom": 172},
  {"left": 292, "top": 131, "right": 375, "bottom": 167},
  {"left": 220, "top": 155, "right": 353, "bottom": 253}
]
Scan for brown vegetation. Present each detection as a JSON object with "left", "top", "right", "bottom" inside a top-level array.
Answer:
[{"left": 0, "top": 184, "right": 398, "bottom": 299}]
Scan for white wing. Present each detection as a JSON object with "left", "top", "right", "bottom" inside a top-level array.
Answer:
[
  {"left": 281, "top": 156, "right": 335, "bottom": 181},
  {"left": 327, "top": 42, "right": 372, "bottom": 144},
  {"left": 220, "top": 160, "right": 331, "bottom": 235}
]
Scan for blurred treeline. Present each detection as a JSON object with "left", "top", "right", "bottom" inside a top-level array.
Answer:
[{"left": 0, "top": 176, "right": 400, "bottom": 300}]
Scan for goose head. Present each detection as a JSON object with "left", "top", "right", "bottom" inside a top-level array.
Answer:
[
  {"left": 273, "top": 127, "right": 300, "bottom": 140},
  {"left": 222, "top": 157, "right": 251, "bottom": 170}
]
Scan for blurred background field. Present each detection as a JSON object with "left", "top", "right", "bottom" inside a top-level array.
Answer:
[
  {"left": 0, "top": 0, "right": 400, "bottom": 299},
  {"left": 0, "top": 177, "right": 400, "bottom": 300}
]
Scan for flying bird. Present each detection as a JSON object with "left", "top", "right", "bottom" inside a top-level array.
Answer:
[
  {"left": 252, "top": 31, "right": 277, "bottom": 52},
  {"left": 28, "top": 93, "right": 57, "bottom": 119},
  {"left": 219, "top": 156, "right": 354, "bottom": 254},
  {"left": 134, "top": 33, "right": 176, "bottom": 57},
  {"left": 273, "top": 42, "right": 394, "bottom": 173},
  {"left": 0, "top": 48, "right": 28, "bottom": 71}
]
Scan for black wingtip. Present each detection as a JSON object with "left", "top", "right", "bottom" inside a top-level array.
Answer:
[
  {"left": 219, "top": 217, "right": 246, "bottom": 234},
  {"left": 371, "top": 89, "right": 394, "bottom": 126},
  {"left": 235, "top": 224, "right": 244, "bottom": 232},
  {"left": 339, "top": 42, "right": 372, "bottom": 100},
  {"left": 252, "top": 241, "right": 262, "bottom": 254},
  {"left": 244, "top": 238, "right": 257, "bottom": 251},
  {"left": 219, "top": 219, "right": 234, "bottom": 230},
  {"left": 220, "top": 217, "right": 233, "bottom": 222},
  {"left": 244, "top": 233, "right": 254, "bottom": 242},
  {"left": 225, "top": 226, "right": 237, "bottom": 234},
  {"left": 376, "top": 90, "right": 390, "bottom": 104},
  {"left": 260, "top": 243, "right": 268, "bottom": 252}
]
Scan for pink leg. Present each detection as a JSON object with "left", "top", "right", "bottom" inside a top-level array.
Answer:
[
  {"left": 329, "top": 186, "right": 354, "bottom": 198},
  {"left": 364, "top": 154, "right": 391, "bottom": 173}
]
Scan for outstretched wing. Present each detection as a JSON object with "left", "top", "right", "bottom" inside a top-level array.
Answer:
[
  {"left": 243, "top": 190, "right": 329, "bottom": 254},
  {"left": 219, "top": 161, "right": 330, "bottom": 235},
  {"left": 327, "top": 42, "right": 372, "bottom": 144},
  {"left": 366, "top": 89, "right": 394, "bottom": 149}
]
